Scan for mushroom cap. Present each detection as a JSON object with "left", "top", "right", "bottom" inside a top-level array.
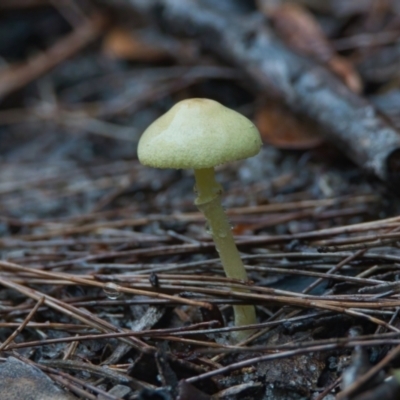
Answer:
[{"left": 138, "top": 98, "right": 262, "bottom": 169}]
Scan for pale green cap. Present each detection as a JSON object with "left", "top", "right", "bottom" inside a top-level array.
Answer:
[{"left": 138, "top": 98, "right": 262, "bottom": 169}]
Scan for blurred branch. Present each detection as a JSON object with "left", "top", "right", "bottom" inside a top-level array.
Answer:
[
  {"left": 110, "top": 0, "right": 400, "bottom": 186},
  {"left": 0, "top": 12, "right": 107, "bottom": 101}
]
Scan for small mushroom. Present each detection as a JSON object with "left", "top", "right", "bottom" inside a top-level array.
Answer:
[{"left": 138, "top": 98, "right": 262, "bottom": 338}]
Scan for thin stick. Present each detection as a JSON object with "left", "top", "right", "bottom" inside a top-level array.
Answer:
[
  {"left": 0, "top": 13, "right": 107, "bottom": 99},
  {"left": 336, "top": 343, "right": 400, "bottom": 399},
  {"left": 0, "top": 297, "right": 44, "bottom": 351}
]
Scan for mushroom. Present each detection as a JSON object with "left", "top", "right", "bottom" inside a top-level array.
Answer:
[{"left": 138, "top": 98, "right": 262, "bottom": 338}]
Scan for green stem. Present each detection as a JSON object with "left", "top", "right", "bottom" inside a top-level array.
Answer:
[{"left": 194, "top": 168, "right": 256, "bottom": 336}]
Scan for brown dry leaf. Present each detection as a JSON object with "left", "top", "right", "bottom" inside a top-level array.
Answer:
[
  {"left": 258, "top": 1, "right": 362, "bottom": 93},
  {"left": 263, "top": 2, "right": 333, "bottom": 61},
  {"left": 255, "top": 101, "right": 323, "bottom": 149},
  {"left": 103, "top": 28, "right": 170, "bottom": 62},
  {"left": 328, "top": 56, "right": 363, "bottom": 94}
]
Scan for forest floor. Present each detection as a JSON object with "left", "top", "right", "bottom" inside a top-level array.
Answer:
[{"left": 1, "top": 1, "right": 400, "bottom": 399}]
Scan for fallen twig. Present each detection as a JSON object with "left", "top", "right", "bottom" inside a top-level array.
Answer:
[
  {"left": 114, "top": 0, "right": 400, "bottom": 185},
  {"left": 0, "top": 12, "right": 107, "bottom": 100}
]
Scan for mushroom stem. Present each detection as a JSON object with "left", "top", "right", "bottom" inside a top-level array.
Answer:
[{"left": 194, "top": 168, "right": 257, "bottom": 335}]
